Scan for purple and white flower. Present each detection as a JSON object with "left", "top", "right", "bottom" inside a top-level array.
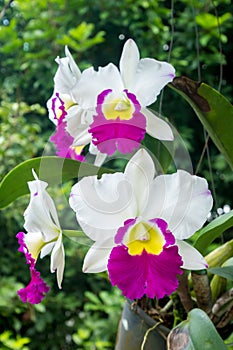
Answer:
[
  {"left": 69, "top": 149, "right": 213, "bottom": 300},
  {"left": 47, "top": 40, "right": 175, "bottom": 164},
  {"left": 16, "top": 170, "right": 64, "bottom": 304},
  {"left": 65, "top": 39, "right": 175, "bottom": 158},
  {"left": 47, "top": 47, "right": 85, "bottom": 161}
]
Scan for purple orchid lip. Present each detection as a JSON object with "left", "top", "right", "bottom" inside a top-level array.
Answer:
[
  {"left": 17, "top": 268, "right": 50, "bottom": 304},
  {"left": 16, "top": 232, "right": 50, "bottom": 304},
  {"left": 50, "top": 93, "right": 85, "bottom": 161},
  {"left": 108, "top": 244, "right": 183, "bottom": 300},
  {"left": 50, "top": 120, "right": 85, "bottom": 161},
  {"left": 51, "top": 92, "right": 67, "bottom": 122},
  {"left": 89, "top": 89, "right": 146, "bottom": 155},
  {"left": 107, "top": 217, "right": 183, "bottom": 300}
]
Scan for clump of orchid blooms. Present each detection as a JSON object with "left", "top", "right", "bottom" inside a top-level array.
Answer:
[
  {"left": 17, "top": 148, "right": 213, "bottom": 304},
  {"left": 15, "top": 39, "right": 215, "bottom": 307},
  {"left": 47, "top": 39, "right": 174, "bottom": 165}
]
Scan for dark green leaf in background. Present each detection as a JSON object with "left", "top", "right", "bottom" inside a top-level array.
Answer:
[
  {"left": 170, "top": 77, "right": 233, "bottom": 170},
  {"left": 208, "top": 266, "right": 233, "bottom": 280},
  {"left": 194, "top": 210, "right": 233, "bottom": 254}
]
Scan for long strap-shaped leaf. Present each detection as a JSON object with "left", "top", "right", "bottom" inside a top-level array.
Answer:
[
  {"left": 194, "top": 210, "right": 233, "bottom": 254},
  {"left": 170, "top": 77, "right": 233, "bottom": 170},
  {"left": 0, "top": 157, "right": 112, "bottom": 209}
]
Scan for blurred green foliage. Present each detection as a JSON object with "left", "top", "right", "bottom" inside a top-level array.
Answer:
[
  {"left": 0, "top": 101, "right": 45, "bottom": 177},
  {"left": 0, "top": 331, "right": 30, "bottom": 350},
  {"left": 0, "top": 0, "right": 232, "bottom": 348}
]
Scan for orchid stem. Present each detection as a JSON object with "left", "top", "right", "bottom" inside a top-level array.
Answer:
[
  {"left": 191, "top": 270, "right": 212, "bottom": 315},
  {"left": 177, "top": 271, "right": 194, "bottom": 313}
]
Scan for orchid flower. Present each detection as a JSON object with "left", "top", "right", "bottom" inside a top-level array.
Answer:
[
  {"left": 47, "top": 46, "right": 85, "bottom": 161},
  {"left": 16, "top": 170, "right": 65, "bottom": 304},
  {"left": 69, "top": 149, "right": 213, "bottom": 300},
  {"left": 66, "top": 39, "right": 175, "bottom": 159}
]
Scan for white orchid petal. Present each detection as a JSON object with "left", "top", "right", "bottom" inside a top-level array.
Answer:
[
  {"left": 24, "top": 177, "right": 61, "bottom": 242},
  {"left": 125, "top": 149, "right": 156, "bottom": 213},
  {"left": 72, "top": 63, "right": 123, "bottom": 108},
  {"left": 72, "top": 127, "right": 92, "bottom": 147},
  {"left": 65, "top": 104, "right": 91, "bottom": 127},
  {"left": 66, "top": 105, "right": 93, "bottom": 144},
  {"left": 29, "top": 175, "right": 60, "bottom": 228},
  {"left": 143, "top": 108, "right": 174, "bottom": 141},
  {"left": 176, "top": 240, "right": 208, "bottom": 270},
  {"left": 82, "top": 239, "right": 114, "bottom": 273},
  {"left": 56, "top": 247, "right": 65, "bottom": 289},
  {"left": 94, "top": 151, "right": 107, "bottom": 167},
  {"left": 88, "top": 143, "right": 108, "bottom": 166},
  {"left": 40, "top": 242, "right": 55, "bottom": 259},
  {"left": 119, "top": 39, "right": 140, "bottom": 88},
  {"left": 129, "top": 58, "right": 175, "bottom": 106},
  {"left": 89, "top": 142, "right": 98, "bottom": 155},
  {"left": 54, "top": 57, "right": 78, "bottom": 94},
  {"left": 69, "top": 173, "right": 137, "bottom": 241},
  {"left": 143, "top": 170, "right": 213, "bottom": 239},
  {"left": 50, "top": 234, "right": 65, "bottom": 289},
  {"left": 64, "top": 46, "right": 81, "bottom": 78}
]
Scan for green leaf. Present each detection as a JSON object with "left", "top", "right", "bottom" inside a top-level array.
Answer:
[
  {"left": 0, "top": 157, "right": 112, "bottom": 209},
  {"left": 208, "top": 266, "right": 233, "bottom": 280},
  {"left": 194, "top": 210, "right": 233, "bottom": 254},
  {"left": 167, "top": 318, "right": 195, "bottom": 350},
  {"left": 189, "top": 309, "right": 227, "bottom": 350},
  {"left": 167, "top": 308, "right": 227, "bottom": 350},
  {"left": 205, "top": 240, "right": 233, "bottom": 269},
  {"left": 196, "top": 12, "right": 232, "bottom": 30},
  {"left": 210, "top": 257, "right": 233, "bottom": 302},
  {"left": 170, "top": 77, "right": 233, "bottom": 170}
]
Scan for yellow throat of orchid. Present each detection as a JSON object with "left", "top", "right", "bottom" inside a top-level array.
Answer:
[
  {"left": 102, "top": 92, "right": 134, "bottom": 120},
  {"left": 125, "top": 221, "right": 165, "bottom": 256},
  {"left": 24, "top": 231, "right": 60, "bottom": 260},
  {"left": 24, "top": 232, "right": 46, "bottom": 260},
  {"left": 70, "top": 145, "right": 85, "bottom": 155}
]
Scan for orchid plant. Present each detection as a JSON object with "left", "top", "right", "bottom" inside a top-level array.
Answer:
[
  {"left": 0, "top": 39, "right": 233, "bottom": 349},
  {"left": 47, "top": 39, "right": 174, "bottom": 165}
]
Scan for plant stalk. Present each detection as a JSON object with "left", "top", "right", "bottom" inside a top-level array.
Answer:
[
  {"left": 177, "top": 271, "right": 194, "bottom": 313},
  {"left": 191, "top": 270, "right": 212, "bottom": 315}
]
